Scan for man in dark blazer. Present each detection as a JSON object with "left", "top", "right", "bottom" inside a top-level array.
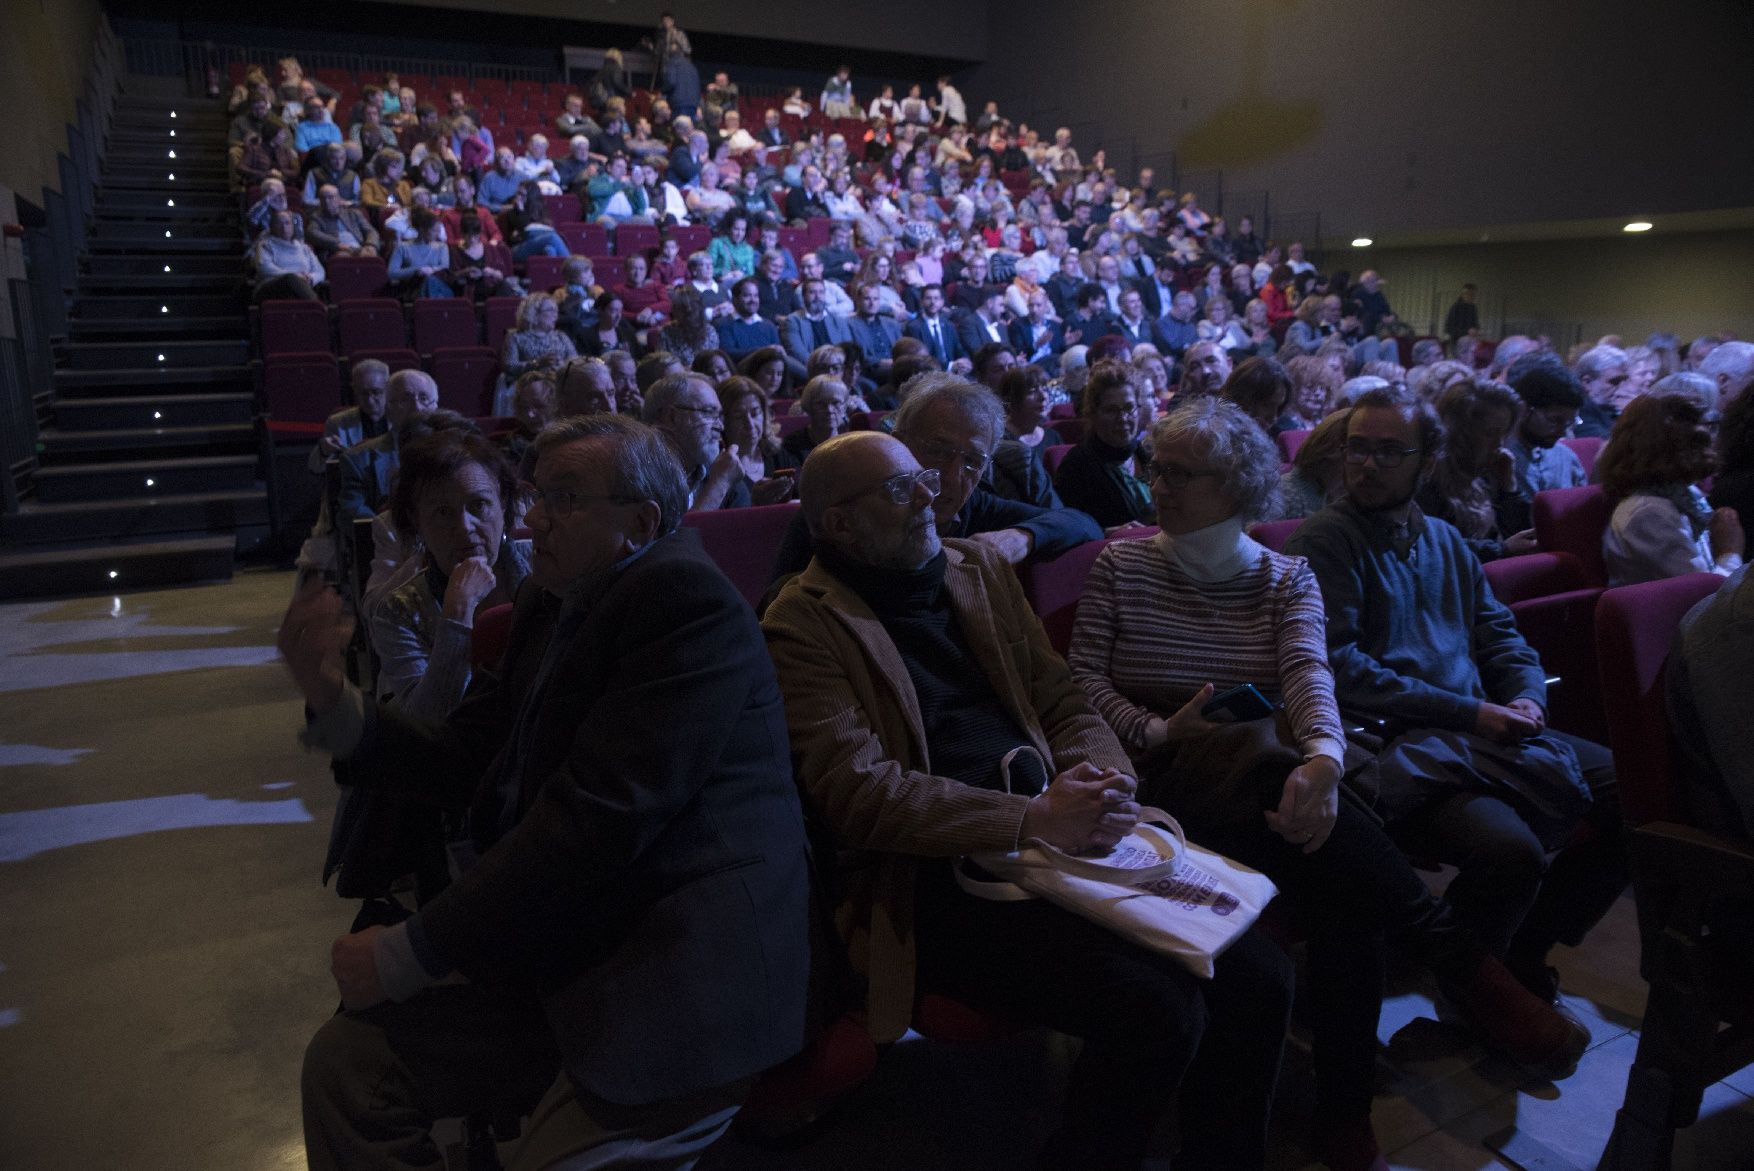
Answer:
[
  {"left": 847, "top": 281, "right": 903, "bottom": 383},
  {"left": 957, "top": 286, "right": 1011, "bottom": 359},
  {"left": 903, "top": 283, "right": 967, "bottom": 370},
  {"left": 333, "top": 369, "right": 439, "bottom": 526},
  {"left": 289, "top": 414, "right": 809, "bottom": 1169},
  {"left": 781, "top": 276, "right": 855, "bottom": 373},
  {"left": 1009, "top": 293, "right": 1067, "bottom": 369}
]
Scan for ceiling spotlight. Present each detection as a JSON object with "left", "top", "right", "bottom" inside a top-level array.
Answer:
[
  {"left": 1624, "top": 221, "right": 1653, "bottom": 233},
  {"left": 1351, "top": 237, "right": 1374, "bottom": 248}
]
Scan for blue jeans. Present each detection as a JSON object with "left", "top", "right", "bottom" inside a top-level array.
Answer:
[{"left": 513, "top": 231, "right": 569, "bottom": 260}]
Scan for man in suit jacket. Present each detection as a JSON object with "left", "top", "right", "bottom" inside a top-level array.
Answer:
[
  {"left": 761, "top": 428, "right": 1292, "bottom": 1168},
  {"left": 290, "top": 414, "right": 809, "bottom": 1168},
  {"left": 756, "top": 108, "right": 789, "bottom": 149},
  {"left": 782, "top": 276, "right": 854, "bottom": 374},
  {"left": 903, "top": 283, "right": 967, "bottom": 370},
  {"left": 334, "top": 370, "right": 439, "bottom": 525},
  {"left": 1061, "top": 281, "right": 1117, "bottom": 350},
  {"left": 1111, "top": 287, "right": 1167, "bottom": 351},
  {"left": 753, "top": 250, "right": 801, "bottom": 321},
  {"left": 847, "top": 281, "right": 903, "bottom": 383},
  {"left": 1008, "top": 288, "right": 1067, "bottom": 369},
  {"left": 308, "top": 361, "right": 390, "bottom": 474},
  {"left": 956, "top": 286, "right": 1010, "bottom": 359},
  {"left": 1137, "top": 266, "right": 1181, "bottom": 321}
]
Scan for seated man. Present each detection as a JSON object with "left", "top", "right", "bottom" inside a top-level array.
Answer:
[
  {"left": 781, "top": 276, "right": 852, "bottom": 380},
  {"left": 956, "top": 286, "right": 1011, "bottom": 359},
  {"left": 294, "top": 94, "right": 342, "bottom": 155},
  {"left": 1175, "top": 339, "right": 1233, "bottom": 402},
  {"left": 553, "top": 92, "right": 599, "bottom": 140},
  {"left": 305, "top": 184, "right": 381, "bottom": 261},
  {"left": 762, "top": 430, "right": 1292, "bottom": 1169},
  {"left": 847, "top": 282, "right": 904, "bottom": 386},
  {"left": 335, "top": 370, "right": 439, "bottom": 527},
  {"left": 642, "top": 371, "right": 751, "bottom": 509},
  {"left": 715, "top": 278, "right": 782, "bottom": 364},
  {"left": 1061, "top": 281, "right": 1116, "bottom": 350},
  {"left": 813, "top": 221, "right": 860, "bottom": 288},
  {"left": 286, "top": 414, "right": 810, "bottom": 1171},
  {"left": 1285, "top": 386, "right": 1628, "bottom": 1001},
  {"left": 294, "top": 361, "right": 392, "bottom": 585},
  {"left": 302, "top": 142, "right": 361, "bottom": 205},
  {"left": 798, "top": 251, "right": 854, "bottom": 315},
  {"left": 903, "top": 283, "right": 968, "bottom": 371},
  {"left": 1506, "top": 355, "right": 1588, "bottom": 497},
  {"left": 949, "top": 252, "right": 1000, "bottom": 315},
  {"left": 769, "top": 374, "right": 1102, "bottom": 582},
  {"left": 476, "top": 148, "right": 524, "bottom": 213},
  {"left": 753, "top": 249, "right": 800, "bottom": 321}
]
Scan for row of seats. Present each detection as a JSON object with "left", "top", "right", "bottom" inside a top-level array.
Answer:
[
  {"left": 259, "top": 297, "right": 524, "bottom": 360},
  {"left": 265, "top": 348, "right": 500, "bottom": 421}
]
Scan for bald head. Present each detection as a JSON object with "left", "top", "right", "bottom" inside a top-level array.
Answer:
[
  {"left": 797, "top": 431, "right": 943, "bottom": 571},
  {"left": 800, "top": 432, "right": 911, "bottom": 536}
]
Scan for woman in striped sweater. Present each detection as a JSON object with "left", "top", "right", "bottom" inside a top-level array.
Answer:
[{"left": 1067, "top": 398, "right": 1588, "bottom": 1171}]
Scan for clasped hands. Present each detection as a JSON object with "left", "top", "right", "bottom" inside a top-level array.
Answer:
[{"left": 1022, "top": 762, "right": 1140, "bottom": 853}]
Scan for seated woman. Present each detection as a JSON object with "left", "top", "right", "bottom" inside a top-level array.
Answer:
[
  {"left": 386, "top": 208, "right": 454, "bottom": 300},
  {"left": 360, "top": 148, "right": 412, "bottom": 214},
  {"left": 1219, "top": 356, "right": 1293, "bottom": 433},
  {"left": 989, "top": 364, "right": 1065, "bottom": 508},
  {"left": 446, "top": 212, "right": 518, "bottom": 302},
  {"left": 579, "top": 291, "right": 642, "bottom": 359},
  {"left": 857, "top": 252, "right": 911, "bottom": 321},
  {"left": 250, "top": 209, "right": 324, "bottom": 302},
  {"left": 499, "top": 291, "right": 577, "bottom": 382},
  {"left": 684, "top": 163, "right": 738, "bottom": 230},
  {"left": 776, "top": 375, "right": 850, "bottom": 468},
  {"left": 1283, "top": 294, "right": 1331, "bottom": 357},
  {"left": 1053, "top": 359, "right": 1155, "bottom": 530},
  {"left": 611, "top": 252, "right": 671, "bottom": 332},
  {"left": 1601, "top": 391, "right": 1744, "bottom": 585},
  {"left": 1274, "top": 407, "right": 1351, "bottom": 520},
  {"left": 502, "top": 369, "right": 555, "bottom": 472},
  {"left": 718, "top": 375, "right": 797, "bottom": 505},
  {"left": 692, "top": 348, "right": 735, "bottom": 386},
  {"left": 656, "top": 285, "right": 720, "bottom": 370},
  {"left": 1237, "top": 297, "right": 1279, "bottom": 359},
  {"left": 1279, "top": 353, "right": 1343, "bottom": 432},
  {"left": 369, "top": 428, "right": 529, "bottom": 721},
  {"left": 1067, "top": 398, "right": 1591, "bottom": 1171},
  {"left": 499, "top": 181, "right": 569, "bottom": 261},
  {"left": 706, "top": 212, "right": 757, "bottom": 281},
  {"left": 738, "top": 345, "right": 789, "bottom": 401},
  {"left": 1199, "top": 295, "right": 1251, "bottom": 354},
  {"left": 1416, "top": 379, "right": 1537, "bottom": 563}
]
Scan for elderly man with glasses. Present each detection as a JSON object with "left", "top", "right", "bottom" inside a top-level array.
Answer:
[
  {"left": 761, "top": 428, "right": 1295, "bottom": 1170},
  {"left": 642, "top": 370, "right": 750, "bottom": 509},
  {"left": 765, "top": 374, "right": 1102, "bottom": 590},
  {"left": 1286, "top": 385, "right": 1627, "bottom": 1009}
]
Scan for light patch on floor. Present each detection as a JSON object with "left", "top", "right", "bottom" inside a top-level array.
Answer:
[
  {"left": 0, "top": 743, "right": 94, "bottom": 767},
  {"left": 0, "top": 596, "right": 273, "bottom": 692},
  {"left": 0, "top": 793, "right": 313, "bottom": 862}
]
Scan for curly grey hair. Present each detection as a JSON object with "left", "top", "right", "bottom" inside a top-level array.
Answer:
[
  {"left": 891, "top": 373, "right": 1005, "bottom": 448},
  {"left": 1148, "top": 396, "right": 1281, "bottom": 522}
]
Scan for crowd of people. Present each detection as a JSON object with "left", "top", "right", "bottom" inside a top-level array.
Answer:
[{"left": 246, "top": 33, "right": 1754, "bottom": 1171}]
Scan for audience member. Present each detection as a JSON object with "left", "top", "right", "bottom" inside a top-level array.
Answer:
[
  {"left": 1219, "top": 357, "right": 1293, "bottom": 433},
  {"left": 1275, "top": 408, "right": 1351, "bottom": 519},
  {"left": 1506, "top": 357, "right": 1588, "bottom": 497},
  {"left": 500, "top": 292, "right": 578, "bottom": 380},
  {"left": 1416, "top": 379, "right": 1537, "bottom": 563},
  {"left": 719, "top": 376, "right": 797, "bottom": 504},
  {"left": 642, "top": 371, "right": 750, "bottom": 509},
  {"left": 1598, "top": 392, "right": 1743, "bottom": 586},
  {"left": 1573, "top": 345, "right": 1630, "bottom": 438},
  {"left": 1053, "top": 360, "right": 1155, "bottom": 530},
  {"left": 250, "top": 209, "right": 325, "bottom": 302}
]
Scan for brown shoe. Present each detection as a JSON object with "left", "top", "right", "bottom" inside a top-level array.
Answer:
[{"left": 1439, "top": 954, "right": 1590, "bottom": 1079}]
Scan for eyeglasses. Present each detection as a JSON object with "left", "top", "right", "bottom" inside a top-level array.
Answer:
[
  {"left": 913, "top": 438, "right": 991, "bottom": 475},
  {"left": 833, "top": 467, "right": 942, "bottom": 508},
  {"left": 523, "top": 483, "right": 638, "bottom": 517},
  {"left": 1145, "top": 459, "right": 1221, "bottom": 487},
  {"left": 671, "top": 403, "right": 723, "bottom": 421},
  {"left": 1342, "top": 441, "right": 1422, "bottom": 468}
]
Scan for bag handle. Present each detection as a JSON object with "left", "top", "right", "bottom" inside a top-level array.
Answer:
[{"left": 992, "top": 746, "right": 1186, "bottom": 883}]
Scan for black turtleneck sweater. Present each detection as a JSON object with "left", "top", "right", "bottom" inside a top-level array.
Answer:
[
  {"left": 817, "top": 545, "right": 1047, "bottom": 796},
  {"left": 1052, "top": 433, "right": 1153, "bottom": 528}
]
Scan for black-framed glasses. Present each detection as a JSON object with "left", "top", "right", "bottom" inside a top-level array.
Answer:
[
  {"left": 1145, "top": 459, "right": 1221, "bottom": 487},
  {"left": 913, "top": 437, "right": 991, "bottom": 475},
  {"left": 671, "top": 403, "right": 724, "bottom": 421},
  {"left": 522, "top": 483, "right": 639, "bottom": 517},
  {"left": 1342, "top": 441, "right": 1421, "bottom": 468},
  {"left": 833, "top": 467, "right": 942, "bottom": 508}
]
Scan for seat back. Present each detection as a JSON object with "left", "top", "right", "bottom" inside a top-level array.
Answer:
[
  {"left": 1532, "top": 484, "right": 1611, "bottom": 586},
  {"left": 484, "top": 296, "right": 522, "bottom": 350},
  {"left": 524, "top": 255, "right": 569, "bottom": 292},
  {"left": 1481, "top": 551, "right": 1589, "bottom": 607},
  {"left": 262, "top": 352, "right": 343, "bottom": 424},
  {"left": 470, "top": 602, "right": 516, "bottom": 670},
  {"left": 614, "top": 223, "right": 660, "bottom": 256},
  {"left": 774, "top": 413, "right": 810, "bottom": 439},
  {"left": 669, "top": 224, "right": 711, "bottom": 255},
  {"left": 680, "top": 502, "right": 802, "bottom": 610},
  {"left": 428, "top": 346, "right": 501, "bottom": 415},
  {"left": 1248, "top": 519, "right": 1303, "bottom": 553},
  {"left": 337, "top": 298, "right": 408, "bottom": 356},
  {"left": 1511, "top": 587, "right": 1608, "bottom": 743},
  {"left": 1054, "top": 418, "right": 1087, "bottom": 445},
  {"left": 1560, "top": 436, "right": 1606, "bottom": 478},
  {"left": 558, "top": 222, "right": 608, "bottom": 256},
  {"left": 1274, "top": 429, "right": 1311, "bottom": 463},
  {"left": 260, "top": 299, "right": 331, "bottom": 357},
  {"left": 1017, "top": 529, "right": 1159, "bottom": 657},
  {"left": 412, "top": 299, "right": 480, "bottom": 355},
  {"left": 326, "top": 255, "right": 391, "bottom": 302},
  {"left": 547, "top": 193, "right": 582, "bottom": 222},
  {"left": 1595, "top": 573, "right": 1726, "bottom": 825},
  {"left": 592, "top": 257, "right": 626, "bottom": 288},
  {"left": 1041, "top": 443, "right": 1075, "bottom": 476},
  {"left": 345, "top": 348, "right": 422, "bottom": 376}
]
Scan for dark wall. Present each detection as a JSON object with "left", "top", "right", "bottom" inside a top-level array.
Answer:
[
  {"left": 967, "top": 0, "right": 1754, "bottom": 240},
  {"left": 3, "top": 0, "right": 105, "bottom": 203}
]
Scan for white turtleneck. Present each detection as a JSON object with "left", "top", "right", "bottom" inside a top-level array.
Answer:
[{"left": 1154, "top": 515, "right": 1265, "bottom": 583}]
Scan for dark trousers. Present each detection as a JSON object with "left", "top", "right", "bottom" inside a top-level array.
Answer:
[
  {"left": 915, "top": 869, "right": 1293, "bottom": 1171},
  {"left": 255, "top": 273, "right": 320, "bottom": 302},
  {"left": 1390, "top": 729, "right": 1628, "bottom": 972}
]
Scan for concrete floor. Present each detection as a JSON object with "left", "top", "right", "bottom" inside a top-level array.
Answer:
[{"left": 1, "top": 568, "right": 1751, "bottom": 1171}]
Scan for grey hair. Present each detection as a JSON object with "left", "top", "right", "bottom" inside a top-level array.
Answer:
[
  {"left": 798, "top": 376, "right": 850, "bottom": 412},
  {"left": 891, "top": 373, "right": 1005, "bottom": 448},
  {"left": 1336, "top": 375, "right": 1390, "bottom": 407},
  {"left": 387, "top": 368, "right": 437, "bottom": 400},
  {"left": 1700, "top": 341, "right": 1754, "bottom": 387},
  {"left": 350, "top": 358, "right": 389, "bottom": 385},
  {"left": 1410, "top": 338, "right": 1445, "bottom": 367},
  {"left": 1148, "top": 397, "right": 1281, "bottom": 523},
  {"left": 806, "top": 345, "right": 845, "bottom": 379},
  {"left": 1575, "top": 344, "right": 1629, "bottom": 381},
  {"left": 1487, "top": 335, "right": 1539, "bottom": 377},
  {"left": 640, "top": 372, "right": 713, "bottom": 424},
  {"left": 533, "top": 414, "right": 690, "bottom": 535},
  {"left": 1650, "top": 372, "right": 1719, "bottom": 415}
]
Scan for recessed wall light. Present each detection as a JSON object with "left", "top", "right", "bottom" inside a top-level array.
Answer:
[
  {"left": 1624, "top": 221, "right": 1653, "bottom": 233},
  {"left": 1351, "top": 237, "right": 1373, "bottom": 248}
]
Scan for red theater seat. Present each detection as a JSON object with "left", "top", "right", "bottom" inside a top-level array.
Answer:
[
  {"left": 412, "top": 299, "right": 481, "bottom": 355},
  {"left": 429, "top": 346, "right": 501, "bottom": 415},
  {"left": 1041, "top": 443, "right": 1074, "bottom": 476},
  {"left": 484, "top": 297, "right": 522, "bottom": 350},
  {"left": 680, "top": 502, "right": 801, "bottom": 611},
  {"left": 263, "top": 352, "right": 343, "bottom": 432},
  {"left": 1560, "top": 436, "right": 1605, "bottom": 478},
  {"left": 1275, "top": 429, "right": 1310, "bottom": 463},
  {"left": 325, "top": 255, "right": 392, "bottom": 302},
  {"left": 337, "top": 298, "right": 407, "bottom": 356},
  {"left": 1248, "top": 519, "right": 1303, "bottom": 553},
  {"left": 1532, "top": 484, "right": 1611, "bottom": 586},
  {"left": 1018, "top": 530, "right": 1159, "bottom": 656},
  {"left": 260, "top": 299, "right": 331, "bottom": 356}
]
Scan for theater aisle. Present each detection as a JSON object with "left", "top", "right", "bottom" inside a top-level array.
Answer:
[{"left": 0, "top": 568, "right": 340, "bottom": 1171}]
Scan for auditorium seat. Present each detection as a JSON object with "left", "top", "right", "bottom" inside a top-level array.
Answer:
[
  {"left": 1593, "top": 572, "right": 1754, "bottom": 1170},
  {"left": 592, "top": 257, "right": 627, "bottom": 288},
  {"left": 1481, "top": 550, "right": 1589, "bottom": 606},
  {"left": 1041, "top": 443, "right": 1074, "bottom": 476},
  {"left": 669, "top": 224, "right": 711, "bottom": 255},
  {"left": 614, "top": 223, "right": 660, "bottom": 256},
  {"left": 524, "top": 256, "right": 568, "bottom": 291},
  {"left": 680, "top": 501, "right": 802, "bottom": 610},
  {"left": 1560, "top": 436, "right": 1606, "bottom": 478},
  {"left": 337, "top": 298, "right": 408, "bottom": 356},
  {"left": 470, "top": 602, "right": 516, "bottom": 670},
  {"left": 1053, "top": 419, "right": 1087, "bottom": 445},
  {"left": 345, "top": 348, "right": 421, "bottom": 376},
  {"left": 1275, "top": 429, "right": 1311, "bottom": 463},
  {"left": 412, "top": 299, "right": 481, "bottom": 355},
  {"left": 774, "top": 414, "right": 810, "bottom": 439},
  {"left": 325, "top": 255, "right": 392, "bottom": 302},
  {"left": 259, "top": 299, "right": 331, "bottom": 357},
  {"left": 1532, "top": 484, "right": 1611, "bottom": 586},
  {"left": 1018, "top": 529, "right": 1158, "bottom": 656},
  {"left": 484, "top": 297, "right": 522, "bottom": 350},
  {"left": 429, "top": 346, "right": 501, "bottom": 415},
  {"left": 558, "top": 222, "right": 608, "bottom": 256},
  {"left": 262, "top": 352, "right": 343, "bottom": 435},
  {"left": 1248, "top": 519, "right": 1302, "bottom": 553}
]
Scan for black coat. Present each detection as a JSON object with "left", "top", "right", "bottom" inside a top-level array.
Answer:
[{"left": 339, "top": 530, "right": 811, "bottom": 1104}]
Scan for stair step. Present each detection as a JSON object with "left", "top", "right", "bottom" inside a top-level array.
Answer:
[
  {"left": 89, "top": 224, "right": 242, "bottom": 246},
  {"left": 33, "top": 453, "right": 258, "bottom": 502},
  {"left": 85, "top": 236, "right": 240, "bottom": 254},
  {"left": 100, "top": 176, "right": 232, "bottom": 194},
  {"left": 93, "top": 204, "right": 239, "bottom": 223},
  {"left": 61, "top": 338, "right": 250, "bottom": 369},
  {"left": 0, "top": 491, "right": 269, "bottom": 547},
  {"left": 74, "top": 292, "right": 241, "bottom": 318},
  {"left": 83, "top": 254, "right": 239, "bottom": 276},
  {"left": 68, "top": 317, "right": 245, "bottom": 341},
  {"left": 37, "top": 422, "right": 258, "bottom": 460},
  {"left": 0, "top": 535, "right": 239, "bottom": 598},
  {"left": 54, "top": 393, "right": 257, "bottom": 430},
  {"left": 54, "top": 365, "right": 253, "bottom": 396}
]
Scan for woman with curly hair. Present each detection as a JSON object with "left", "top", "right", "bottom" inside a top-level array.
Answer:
[
  {"left": 1279, "top": 353, "right": 1343, "bottom": 432},
  {"left": 1416, "top": 379, "right": 1538, "bottom": 562},
  {"left": 1601, "top": 391, "right": 1743, "bottom": 585},
  {"left": 655, "top": 284, "right": 719, "bottom": 368},
  {"left": 1052, "top": 359, "right": 1155, "bottom": 529}
]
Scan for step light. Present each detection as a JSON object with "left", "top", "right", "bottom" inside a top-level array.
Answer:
[
  {"left": 156, "top": 353, "right": 165, "bottom": 362},
  {"left": 163, "top": 265, "right": 171, "bottom": 272},
  {"left": 160, "top": 306, "right": 168, "bottom": 313},
  {"left": 167, "top": 199, "right": 175, "bottom": 207},
  {"left": 109, "top": 570, "right": 120, "bottom": 580},
  {"left": 153, "top": 411, "right": 163, "bottom": 419},
  {"left": 167, "top": 173, "right": 175, "bottom": 180},
  {"left": 168, "top": 150, "right": 176, "bottom": 159},
  {"left": 145, "top": 478, "right": 156, "bottom": 487},
  {"left": 170, "top": 111, "right": 176, "bottom": 118},
  {"left": 164, "top": 230, "right": 172, "bottom": 238},
  {"left": 169, "top": 130, "right": 176, "bottom": 137}
]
